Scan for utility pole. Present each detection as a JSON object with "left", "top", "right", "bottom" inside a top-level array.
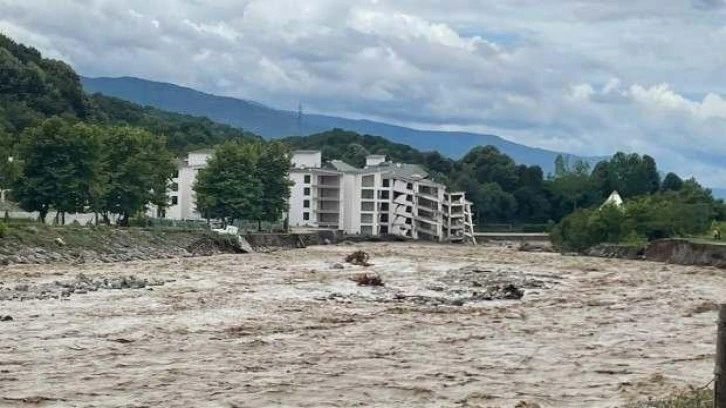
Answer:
[{"left": 715, "top": 304, "right": 726, "bottom": 407}]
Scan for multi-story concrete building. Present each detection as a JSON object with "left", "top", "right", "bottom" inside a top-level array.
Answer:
[
  {"left": 288, "top": 151, "right": 476, "bottom": 243},
  {"left": 154, "top": 149, "right": 211, "bottom": 221},
  {"left": 159, "top": 150, "right": 476, "bottom": 243}
]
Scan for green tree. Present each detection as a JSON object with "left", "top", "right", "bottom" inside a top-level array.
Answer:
[
  {"left": 343, "top": 143, "right": 369, "bottom": 168},
  {"left": 194, "top": 141, "right": 264, "bottom": 225},
  {"left": 553, "top": 154, "right": 569, "bottom": 178},
  {"left": 474, "top": 183, "right": 518, "bottom": 224},
  {"left": 551, "top": 205, "right": 626, "bottom": 252},
  {"left": 98, "top": 126, "right": 175, "bottom": 226},
  {"left": 661, "top": 172, "right": 684, "bottom": 192},
  {"left": 0, "top": 130, "right": 19, "bottom": 190},
  {"left": 460, "top": 146, "right": 519, "bottom": 192},
  {"left": 13, "top": 117, "right": 102, "bottom": 223},
  {"left": 590, "top": 161, "right": 613, "bottom": 198},
  {"left": 550, "top": 208, "right": 596, "bottom": 252},
  {"left": 548, "top": 157, "right": 598, "bottom": 217},
  {"left": 256, "top": 141, "right": 293, "bottom": 228},
  {"left": 513, "top": 165, "right": 551, "bottom": 223},
  {"left": 603, "top": 152, "right": 661, "bottom": 198}
]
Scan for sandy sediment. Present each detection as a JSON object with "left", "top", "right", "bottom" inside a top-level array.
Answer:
[{"left": 0, "top": 242, "right": 722, "bottom": 407}]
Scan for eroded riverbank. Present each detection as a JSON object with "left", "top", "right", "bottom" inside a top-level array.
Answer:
[{"left": 0, "top": 242, "right": 722, "bottom": 407}]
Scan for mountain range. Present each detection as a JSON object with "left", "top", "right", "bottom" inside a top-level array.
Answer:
[{"left": 81, "top": 76, "right": 594, "bottom": 174}]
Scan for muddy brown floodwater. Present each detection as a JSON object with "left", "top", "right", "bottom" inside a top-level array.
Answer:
[{"left": 0, "top": 242, "right": 724, "bottom": 407}]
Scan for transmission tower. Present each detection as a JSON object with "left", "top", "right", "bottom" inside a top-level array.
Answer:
[{"left": 297, "top": 103, "right": 303, "bottom": 136}]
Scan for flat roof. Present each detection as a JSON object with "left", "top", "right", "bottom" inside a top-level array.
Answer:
[
  {"left": 293, "top": 150, "right": 321, "bottom": 154},
  {"left": 188, "top": 148, "right": 214, "bottom": 155},
  {"left": 289, "top": 167, "right": 342, "bottom": 176}
]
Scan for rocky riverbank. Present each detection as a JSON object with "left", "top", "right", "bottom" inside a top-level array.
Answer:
[
  {"left": 585, "top": 243, "right": 645, "bottom": 260},
  {"left": 0, "top": 226, "right": 333, "bottom": 266},
  {"left": 583, "top": 238, "right": 726, "bottom": 269},
  {"left": 645, "top": 238, "right": 726, "bottom": 268}
]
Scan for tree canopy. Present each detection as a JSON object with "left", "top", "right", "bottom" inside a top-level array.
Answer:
[
  {"left": 194, "top": 141, "right": 292, "bottom": 226},
  {"left": 98, "top": 126, "right": 176, "bottom": 226},
  {"left": 12, "top": 118, "right": 102, "bottom": 222}
]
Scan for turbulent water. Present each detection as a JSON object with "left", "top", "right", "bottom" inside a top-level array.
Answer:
[{"left": 0, "top": 242, "right": 722, "bottom": 407}]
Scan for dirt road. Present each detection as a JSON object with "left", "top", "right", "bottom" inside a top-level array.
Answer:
[{"left": 0, "top": 243, "right": 722, "bottom": 407}]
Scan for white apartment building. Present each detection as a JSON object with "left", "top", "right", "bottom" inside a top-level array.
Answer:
[
  {"left": 153, "top": 149, "right": 211, "bottom": 221},
  {"left": 288, "top": 151, "right": 476, "bottom": 243},
  {"left": 158, "top": 149, "right": 476, "bottom": 243}
]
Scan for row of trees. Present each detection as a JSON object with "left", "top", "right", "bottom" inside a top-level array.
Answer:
[
  {"left": 2, "top": 119, "right": 294, "bottom": 228},
  {"left": 2, "top": 117, "right": 175, "bottom": 225},
  {"left": 193, "top": 140, "right": 292, "bottom": 227}
]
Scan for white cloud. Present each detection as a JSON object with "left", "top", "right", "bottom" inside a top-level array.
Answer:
[{"left": 347, "top": 10, "right": 498, "bottom": 53}]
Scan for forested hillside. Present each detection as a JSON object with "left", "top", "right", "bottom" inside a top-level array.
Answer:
[
  {"left": 82, "top": 75, "right": 599, "bottom": 173},
  {"left": 0, "top": 34, "right": 88, "bottom": 133},
  {"left": 87, "top": 94, "right": 259, "bottom": 152},
  {"left": 0, "top": 34, "right": 258, "bottom": 153}
]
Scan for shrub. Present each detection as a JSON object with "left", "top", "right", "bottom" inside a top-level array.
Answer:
[
  {"left": 550, "top": 208, "right": 598, "bottom": 252},
  {"left": 627, "top": 387, "right": 711, "bottom": 408},
  {"left": 0, "top": 220, "right": 7, "bottom": 238}
]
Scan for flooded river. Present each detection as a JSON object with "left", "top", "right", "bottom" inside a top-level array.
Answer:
[{"left": 0, "top": 242, "right": 722, "bottom": 407}]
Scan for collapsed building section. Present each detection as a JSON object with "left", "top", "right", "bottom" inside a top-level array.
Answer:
[{"left": 288, "top": 151, "right": 476, "bottom": 243}]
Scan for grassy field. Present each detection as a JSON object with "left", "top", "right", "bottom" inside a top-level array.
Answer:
[{"left": 629, "top": 388, "right": 712, "bottom": 407}]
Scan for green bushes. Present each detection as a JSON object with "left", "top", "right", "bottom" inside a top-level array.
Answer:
[
  {"left": 551, "top": 192, "right": 715, "bottom": 252},
  {"left": 0, "top": 220, "right": 7, "bottom": 238}
]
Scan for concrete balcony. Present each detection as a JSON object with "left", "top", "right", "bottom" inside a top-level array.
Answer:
[
  {"left": 395, "top": 208, "right": 413, "bottom": 217},
  {"left": 314, "top": 209, "right": 340, "bottom": 214},
  {"left": 415, "top": 215, "right": 440, "bottom": 226},
  {"left": 313, "top": 182, "right": 340, "bottom": 187},
  {"left": 416, "top": 192, "right": 441, "bottom": 202},
  {"left": 416, "top": 223, "right": 439, "bottom": 236},
  {"left": 417, "top": 207, "right": 441, "bottom": 218},
  {"left": 313, "top": 196, "right": 340, "bottom": 202},
  {"left": 394, "top": 195, "right": 412, "bottom": 205}
]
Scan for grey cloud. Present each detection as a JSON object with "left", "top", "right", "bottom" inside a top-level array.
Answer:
[
  {"left": 693, "top": 0, "right": 726, "bottom": 9},
  {"left": 2, "top": 0, "right": 726, "bottom": 185}
]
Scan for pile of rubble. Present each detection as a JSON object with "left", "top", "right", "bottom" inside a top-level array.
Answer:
[
  {"left": 439, "top": 266, "right": 549, "bottom": 291},
  {"left": 320, "top": 265, "right": 556, "bottom": 307},
  {"left": 0, "top": 273, "right": 169, "bottom": 301}
]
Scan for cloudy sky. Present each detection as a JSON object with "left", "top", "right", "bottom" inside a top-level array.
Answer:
[{"left": 2, "top": 0, "right": 726, "bottom": 186}]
